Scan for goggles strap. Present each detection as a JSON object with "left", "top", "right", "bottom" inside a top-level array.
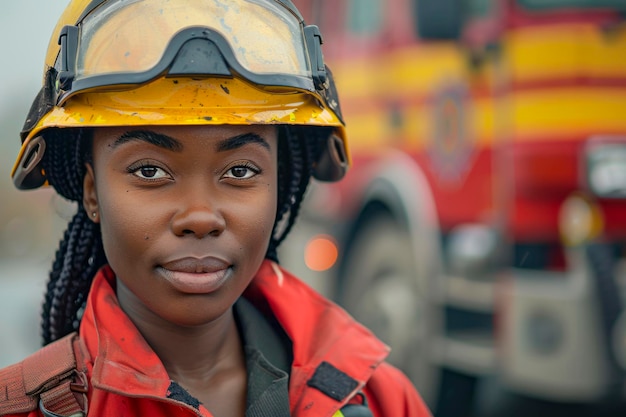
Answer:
[
  {"left": 58, "top": 26, "right": 79, "bottom": 91},
  {"left": 304, "top": 25, "right": 327, "bottom": 90}
]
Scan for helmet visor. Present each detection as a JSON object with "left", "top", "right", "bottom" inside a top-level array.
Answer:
[{"left": 62, "top": 0, "right": 313, "bottom": 99}]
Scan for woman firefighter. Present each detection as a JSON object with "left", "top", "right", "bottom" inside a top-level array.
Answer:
[{"left": 0, "top": 1, "right": 430, "bottom": 416}]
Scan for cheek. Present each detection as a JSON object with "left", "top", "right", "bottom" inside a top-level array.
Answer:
[
  {"left": 249, "top": 192, "right": 277, "bottom": 234},
  {"left": 97, "top": 185, "right": 161, "bottom": 263},
  {"left": 263, "top": 179, "right": 279, "bottom": 233},
  {"left": 233, "top": 183, "right": 277, "bottom": 252}
]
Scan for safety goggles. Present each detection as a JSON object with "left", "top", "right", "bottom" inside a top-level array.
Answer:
[{"left": 55, "top": 0, "right": 328, "bottom": 104}]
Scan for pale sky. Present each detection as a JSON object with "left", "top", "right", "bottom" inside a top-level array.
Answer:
[
  {"left": 0, "top": 2, "right": 73, "bottom": 366},
  {"left": 0, "top": 4, "right": 70, "bottom": 180},
  {"left": 1, "top": 1, "right": 70, "bottom": 185},
  {"left": 0, "top": 0, "right": 72, "bottom": 255},
  {"left": 1, "top": 1, "right": 70, "bottom": 109}
]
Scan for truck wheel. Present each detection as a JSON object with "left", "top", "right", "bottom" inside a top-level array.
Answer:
[
  {"left": 339, "top": 213, "right": 458, "bottom": 413},
  {"left": 586, "top": 242, "right": 623, "bottom": 387}
]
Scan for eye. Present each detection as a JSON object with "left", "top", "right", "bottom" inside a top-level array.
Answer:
[
  {"left": 128, "top": 163, "right": 170, "bottom": 180},
  {"left": 223, "top": 163, "right": 260, "bottom": 180}
]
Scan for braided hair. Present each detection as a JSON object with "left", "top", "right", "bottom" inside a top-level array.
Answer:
[{"left": 40, "top": 125, "right": 326, "bottom": 345}]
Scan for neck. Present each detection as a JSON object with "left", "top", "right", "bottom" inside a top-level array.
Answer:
[
  {"left": 129, "top": 305, "right": 248, "bottom": 417},
  {"left": 115, "top": 280, "right": 245, "bottom": 384},
  {"left": 144, "top": 308, "right": 243, "bottom": 382}
]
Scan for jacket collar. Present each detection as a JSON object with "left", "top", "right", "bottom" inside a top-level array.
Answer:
[
  {"left": 244, "top": 261, "right": 390, "bottom": 414},
  {"left": 80, "top": 260, "right": 390, "bottom": 415},
  {"left": 80, "top": 265, "right": 172, "bottom": 397}
]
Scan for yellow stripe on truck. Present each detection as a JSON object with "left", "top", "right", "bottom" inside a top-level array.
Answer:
[{"left": 505, "top": 23, "right": 626, "bottom": 83}]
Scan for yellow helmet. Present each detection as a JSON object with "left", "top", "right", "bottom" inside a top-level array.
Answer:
[{"left": 12, "top": 0, "right": 348, "bottom": 190}]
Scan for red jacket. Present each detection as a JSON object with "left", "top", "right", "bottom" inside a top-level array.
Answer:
[{"left": 0, "top": 260, "right": 431, "bottom": 417}]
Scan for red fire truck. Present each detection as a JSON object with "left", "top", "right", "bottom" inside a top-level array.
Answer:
[{"left": 286, "top": 0, "right": 626, "bottom": 414}]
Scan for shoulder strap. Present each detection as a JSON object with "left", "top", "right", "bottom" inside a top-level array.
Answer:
[{"left": 0, "top": 332, "right": 89, "bottom": 417}]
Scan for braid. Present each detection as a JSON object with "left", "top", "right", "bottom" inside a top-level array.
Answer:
[
  {"left": 41, "top": 221, "right": 71, "bottom": 345},
  {"left": 45, "top": 129, "right": 87, "bottom": 202},
  {"left": 42, "top": 209, "right": 105, "bottom": 344},
  {"left": 267, "top": 126, "right": 326, "bottom": 262},
  {"left": 41, "top": 129, "right": 106, "bottom": 345}
]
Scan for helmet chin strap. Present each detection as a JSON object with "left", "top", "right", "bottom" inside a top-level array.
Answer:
[
  {"left": 313, "top": 134, "right": 349, "bottom": 182},
  {"left": 12, "top": 136, "right": 47, "bottom": 190}
]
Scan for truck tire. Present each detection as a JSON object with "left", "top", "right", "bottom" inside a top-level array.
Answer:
[
  {"left": 586, "top": 242, "right": 623, "bottom": 389},
  {"left": 339, "top": 212, "right": 474, "bottom": 416}
]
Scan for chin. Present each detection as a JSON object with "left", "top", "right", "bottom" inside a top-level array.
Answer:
[{"left": 159, "top": 296, "right": 235, "bottom": 328}]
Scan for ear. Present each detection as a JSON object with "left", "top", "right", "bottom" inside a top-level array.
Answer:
[{"left": 83, "top": 163, "right": 100, "bottom": 223}]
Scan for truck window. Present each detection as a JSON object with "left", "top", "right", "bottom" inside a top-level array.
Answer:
[
  {"left": 412, "top": 0, "right": 466, "bottom": 39},
  {"left": 467, "top": 0, "right": 493, "bottom": 18}
]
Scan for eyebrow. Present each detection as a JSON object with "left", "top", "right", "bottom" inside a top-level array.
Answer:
[
  {"left": 215, "top": 133, "right": 271, "bottom": 152},
  {"left": 113, "top": 130, "right": 271, "bottom": 153},
  {"left": 114, "top": 130, "right": 183, "bottom": 151}
]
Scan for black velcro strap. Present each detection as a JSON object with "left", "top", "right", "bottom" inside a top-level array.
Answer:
[{"left": 306, "top": 361, "right": 358, "bottom": 402}]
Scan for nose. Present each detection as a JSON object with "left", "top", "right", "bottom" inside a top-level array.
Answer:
[{"left": 171, "top": 194, "right": 226, "bottom": 239}]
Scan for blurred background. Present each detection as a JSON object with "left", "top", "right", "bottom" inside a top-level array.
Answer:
[
  {"left": 3, "top": 1, "right": 626, "bottom": 417},
  {"left": 280, "top": 1, "right": 626, "bottom": 416},
  {"left": 0, "top": 0, "right": 76, "bottom": 366}
]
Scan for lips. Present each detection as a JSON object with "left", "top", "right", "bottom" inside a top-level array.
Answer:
[
  {"left": 158, "top": 257, "right": 232, "bottom": 294},
  {"left": 161, "top": 257, "right": 230, "bottom": 274}
]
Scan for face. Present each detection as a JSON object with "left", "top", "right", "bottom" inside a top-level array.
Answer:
[{"left": 83, "top": 124, "right": 278, "bottom": 328}]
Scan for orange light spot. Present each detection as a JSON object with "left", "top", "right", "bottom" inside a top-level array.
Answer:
[{"left": 304, "top": 235, "right": 339, "bottom": 272}]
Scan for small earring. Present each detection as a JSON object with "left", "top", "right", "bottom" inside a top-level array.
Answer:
[{"left": 92, "top": 212, "right": 97, "bottom": 218}]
